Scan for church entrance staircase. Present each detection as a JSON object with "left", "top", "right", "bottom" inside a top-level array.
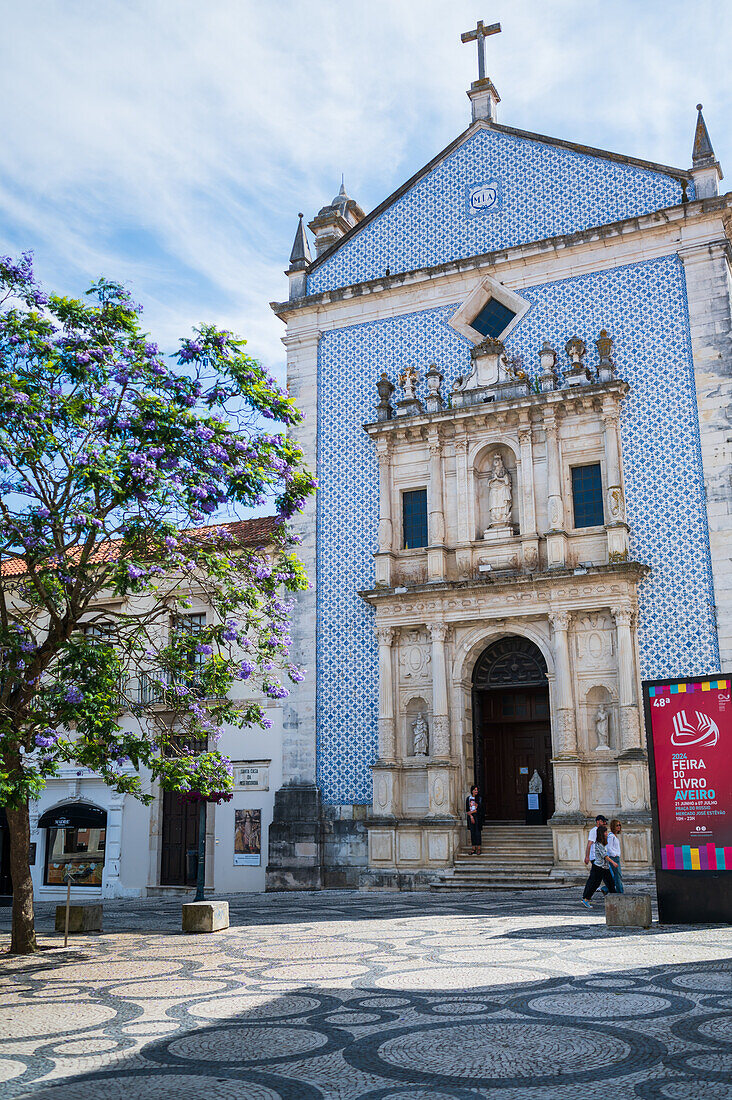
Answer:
[{"left": 431, "top": 824, "right": 572, "bottom": 890}]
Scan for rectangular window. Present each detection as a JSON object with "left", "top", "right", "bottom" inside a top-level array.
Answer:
[
  {"left": 571, "top": 463, "right": 604, "bottom": 528},
  {"left": 402, "top": 488, "right": 428, "bottom": 549}
]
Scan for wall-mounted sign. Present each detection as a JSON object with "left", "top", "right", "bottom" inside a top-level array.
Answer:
[
  {"left": 234, "top": 809, "right": 261, "bottom": 866},
  {"left": 643, "top": 675, "right": 732, "bottom": 923},
  {"left": 466, "top": 181, "right": 501, "bottom": 217},
  {"left": 233, "top": 762, "right": 270, "bottom": 791}
]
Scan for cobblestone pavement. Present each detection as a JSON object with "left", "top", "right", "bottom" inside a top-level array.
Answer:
[{"left": 1, "top": 889, "right": 731, "bottom": 1099}]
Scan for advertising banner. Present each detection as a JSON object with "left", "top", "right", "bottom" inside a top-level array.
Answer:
[{"left": 644, "top": 677, "right": 732, "bottom": 875}]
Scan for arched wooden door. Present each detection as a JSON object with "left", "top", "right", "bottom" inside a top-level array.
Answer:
[{"left": 472, "top": 637, "right": 554, "bottom": 821}]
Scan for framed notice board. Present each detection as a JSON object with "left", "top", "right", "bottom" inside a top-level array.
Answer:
[{"left": 642, "top": 674, "right": 732, "bottom": 923}]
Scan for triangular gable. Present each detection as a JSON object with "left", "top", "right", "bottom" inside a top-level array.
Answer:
[{"left": 307, "top": 122, "right": 689, "bottom": 295}]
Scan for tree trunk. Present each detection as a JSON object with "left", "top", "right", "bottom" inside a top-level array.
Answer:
[{"left": 7, "top": 802, "right": 37, "bottom": 954}]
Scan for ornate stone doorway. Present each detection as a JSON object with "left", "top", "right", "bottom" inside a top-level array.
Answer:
[{"left": 472, "top": 637, "right": 554, "bottom": 822}]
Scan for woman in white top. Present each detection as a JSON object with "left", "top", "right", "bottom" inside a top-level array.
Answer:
[{"left": 606, "top": 819, "right": 624, "bottom": 894}]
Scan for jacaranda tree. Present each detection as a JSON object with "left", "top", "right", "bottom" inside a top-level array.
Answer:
[{"left": 0, "top": 253, "right": 315, "bottom": 953}]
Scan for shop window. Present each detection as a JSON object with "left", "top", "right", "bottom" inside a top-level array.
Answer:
[
  {"left": 571, "top": 463, "right": 604, "bottom": 528},
  {"left": 402, "top": 489, "right": 428, "bottom": 549},
  {"left": 39, "top": 804, "right": 107, "bottom": 887}
]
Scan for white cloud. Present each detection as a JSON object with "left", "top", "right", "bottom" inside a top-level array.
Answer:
[{"left": 0, "top": 0, "right": 729, "bottom": 381}]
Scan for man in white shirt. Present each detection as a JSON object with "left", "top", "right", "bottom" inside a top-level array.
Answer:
[{"left": 584, "top": 815, "right": 608, "bottom": 866}]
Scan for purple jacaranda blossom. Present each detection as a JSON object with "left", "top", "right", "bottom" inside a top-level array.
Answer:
[
  {"left": 195, "top": 644, "right": 213, "bottom": 656},
  {"left": 238, "top": 660, "right": 256, "bottom": 680},
  {"left": 65, "top": 685, "right": 84, "bottom": 705},
  {"left": 263, "top": 680, "right": 289, "bottom": 699},
  {"left": 127, "top": 564, "right": 145, "bottom": 581},
  {"left": 35, "top": 732, "right": 59, "bottom": 749},
  {"left": 288, "top": 665, "right": 306, "bottom": 683}
]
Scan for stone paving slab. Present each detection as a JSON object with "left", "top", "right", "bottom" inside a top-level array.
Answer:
[{"left": 0, "top": 889, "right": 731, "bottom": 1099}]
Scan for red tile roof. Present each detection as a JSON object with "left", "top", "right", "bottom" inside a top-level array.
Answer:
[{"left": 0, "top": 516, "right": 279, "bottom": 578}]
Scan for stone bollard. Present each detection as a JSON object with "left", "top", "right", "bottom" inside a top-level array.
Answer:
[
  {"left": 55, "top": 904, "right": 103, "bottom": 933},
  {"left": 182, "top": 900, "right": 229, "bottom": 934},
  {"left": 605, "top": 894, "right": 652, "bottom": 929}
]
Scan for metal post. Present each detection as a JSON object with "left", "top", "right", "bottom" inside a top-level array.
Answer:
[
  {"left": 195, "top": 799, "right": 206, "bottom": 902},
  {"left": 64, "top": 875, "right": 71, "bottom": 948}
]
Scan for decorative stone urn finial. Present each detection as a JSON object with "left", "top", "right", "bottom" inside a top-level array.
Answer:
[
  {"left": 376, "top": 372, "right": 395, "bottom": 421},
  {"left": 595, "top": 329, "right": 616, "bottom": 382},
  {"left": 395, "top": 365, "right": 424, "bottom": 417},
  {"left": 563, "top": 335, "right": 591, "bottom": 386},
  {"left": 538, "top": 339, "right": 558, "bottom": 392},
  {"left": 425, "top": 363, "right": 444, "bottom": 413}
]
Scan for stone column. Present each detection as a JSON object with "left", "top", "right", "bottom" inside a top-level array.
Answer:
[
  {"left": 612, "top": 606, "right": 641, "bottom": 750},
  {"left": 544, "top": 410, "right": 567, "bottom": 567},
  {"left": 376, "top": 439, "right": 393, "bottom": 551},
  {"left": 454, "top": 430, "right": 472, "bottom": 579},
  {"left": 376, "top": 625, "right": 396, "bottom": 761},
  {"left": 430, "top": 623, "right": 451, "bottom": 758},
  {"left": 428, "top": 429, "right": 446, "bottom": 545},
  {"left": 602, "top": 401, "right": 629, "bottom": 558},
  {"left": 102, "top": 792, "right": 125, "bottom": 898},
  {"left": 518, "top": 417, "right": 540, "bottom": 571},
  {"left": 427, "top": 429, "right": 447, "bottom": 581},
  {"left": 375, "top": 438, "right": 394, "bottom": 586},
  {"left": 549, "top": 611, "right": 577, "bottom": 755}
]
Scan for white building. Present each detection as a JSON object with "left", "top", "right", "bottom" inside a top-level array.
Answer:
[{"left": 1, "top": 516, "right": 285, "bottom": 903}]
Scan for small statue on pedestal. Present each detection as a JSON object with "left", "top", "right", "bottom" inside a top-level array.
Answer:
[
  {"left": 528, "top": 769, "right": 543, "bottom": 794},
  {"left": 412, "top": 712, "right": 429, "bottom": 756},
  {"left": 484, "top": 452, "right": 513, "bottom": 540},
  {"left": 595, "top": 704, "right": 611, "bottom": 751}
]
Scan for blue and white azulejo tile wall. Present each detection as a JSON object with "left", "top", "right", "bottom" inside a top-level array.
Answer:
[
  {"left": 308, "top": 128, "right": 688, "bottom": 295},
  {"left": 316, "top": 254, "right": 718, "bottom": 805}
]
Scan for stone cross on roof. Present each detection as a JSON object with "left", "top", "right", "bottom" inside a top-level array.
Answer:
[{"left": 461, "top": 18, "right": 501, "bottom": 83}]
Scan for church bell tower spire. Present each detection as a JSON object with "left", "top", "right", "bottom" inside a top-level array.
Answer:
[
  {"left": 690, "top": 104, "right": 723, "bottom": 199},
  {"left": 461, "top": 17, "right": 502, "bottom": 124}
]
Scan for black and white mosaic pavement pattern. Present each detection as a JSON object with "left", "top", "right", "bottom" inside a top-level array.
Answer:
[{"left": 1, "top": 890, "right": 731, "bottom": 1099}]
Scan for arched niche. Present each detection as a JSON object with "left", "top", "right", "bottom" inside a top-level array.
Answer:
[
  {"left": 405, "top": 695, "right": 431, "bottom": 757},
  {"left": 474, "top": 442, "right": 519, "bottom": 540},
  {"left": 585, "top": 684, "right": 616, "bottom": 752}
]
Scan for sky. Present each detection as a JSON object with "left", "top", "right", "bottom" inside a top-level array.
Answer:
[{"left": 0, "top": 0, "right": 730, "bottom": 385}]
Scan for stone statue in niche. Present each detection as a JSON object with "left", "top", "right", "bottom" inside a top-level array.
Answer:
[
  {"left": 412, "top": 713, "right": 429, "bottom": 756},
  {"left": 528, "top": 769, "right": 543, "bottom": 794},
  {"left": 595, "top": 704, "right": 611, "bottom": 751},
  {"left": 484, "top": 452, "right": 513, "bottom": 540}
]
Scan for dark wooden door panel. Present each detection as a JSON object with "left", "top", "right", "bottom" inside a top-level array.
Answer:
[
  {"left": 478, "top": 686, "right": 554, "bottom": 821},
  {"left": 161, "top": 792, "right": 201, "bottom": 885}
]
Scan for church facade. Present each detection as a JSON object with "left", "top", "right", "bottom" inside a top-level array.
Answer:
[{"left": 266, "top": 44, "right": 732, "bottom": 890}]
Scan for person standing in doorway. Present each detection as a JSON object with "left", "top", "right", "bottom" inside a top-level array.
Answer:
[
  {"left": 584, "top": 814, "right": 608, "bottom": 868},
  {"left": 581, "top": 823, "right": 617, "bottom": 908},
  {"left": 466, "top": 785, "right": 484, "bottom": 854}
]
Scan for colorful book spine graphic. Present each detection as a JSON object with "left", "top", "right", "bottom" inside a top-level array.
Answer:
[
  {"left": 649, "top": 680, "right": 728, "bottom": 697},
  {"left": 662, "top": 844, "right": 730, "bottom": 870}
]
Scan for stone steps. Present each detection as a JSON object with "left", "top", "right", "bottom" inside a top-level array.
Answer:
[{"left": 434, "top": 824, "right": 564, "bottom": 890}]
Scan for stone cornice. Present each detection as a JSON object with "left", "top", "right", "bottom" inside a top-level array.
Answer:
[
  {"left": 360, "top": 560, "right": 649, "bottom": 610},
  {"left": 363, "top": 379, "right": 630, "bottom": 438},
  {"left": 271, "top": 193, "right": 732, "bottom": 323}
]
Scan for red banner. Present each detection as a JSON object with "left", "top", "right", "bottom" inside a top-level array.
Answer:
[{"left": 646, "top": 679, "right": 732, "bottom": 871}]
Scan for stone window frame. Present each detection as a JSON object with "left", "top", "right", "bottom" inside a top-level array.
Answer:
[
  {"left": 448, "top": 274, "right": 530, "bottom": 345},
  {"left": 564, "top": 453, "right": 607, "bottom": 534}
]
